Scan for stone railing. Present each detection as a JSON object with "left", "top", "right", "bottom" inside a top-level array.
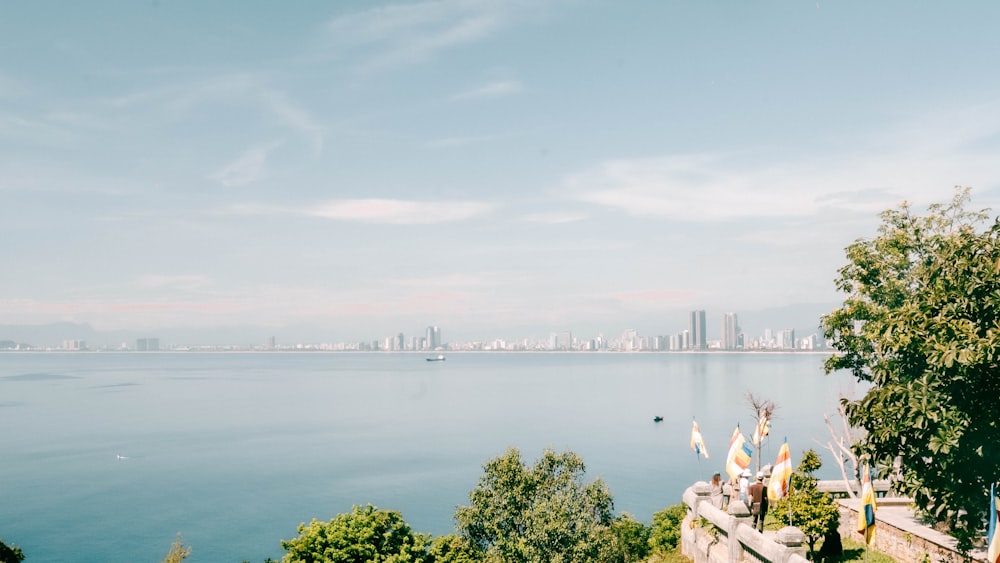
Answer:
[
  {"left": 837, "top": 496, "right": 975, "bottom": 563},
  {"left": 682, "top": 480, "right": 976, "bottom": 563},
  {"left": 681, "top": 482, "right": 809, "bottom": 563},
  {"left": 817, "top": 479, "right": 892, "bottom": 498}
]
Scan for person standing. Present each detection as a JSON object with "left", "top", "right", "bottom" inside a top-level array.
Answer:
[
  {"left": 739, "top": 468, "right": 752, "bottom": 505},
  {"left": 748, "top": 471, "right": 766, "bottom": 532},
  {"left": 710, "top": 473, "right": 724, "bottom": 509},
  {"left": 723, "top": 477, "right": 734, "bottom": 510},
  {"left": 760, "top": 468, "right": 771, "bottom": 530}
]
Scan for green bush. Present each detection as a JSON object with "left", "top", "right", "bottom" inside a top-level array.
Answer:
[{"left": 649, "top": 504, "right": 688, "bottom": 554}]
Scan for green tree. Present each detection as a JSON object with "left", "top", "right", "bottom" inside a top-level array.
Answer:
[
  {"left": 280, "top": 504, "right": 430, "bottom": 563},
  {"left": 454, "top": 448, "right": 628, "bottom": 563},
  {"left": 0, "top": 537, "right": 24, "bottom": 563},
  {"left": 770, "top": 450, "right": 840, "bottom": 556},
  {"left": 822, "top": 188, "right": 1000, "bottom": 551},
  {"left": 647, "top": 504, "right": 687, "bottom": 554},
  {"left": 605, "top": 513, "right": 651, "bottom": 562},
  {"left": 425, "top": 534, "right": 481, "bottom": 563}
]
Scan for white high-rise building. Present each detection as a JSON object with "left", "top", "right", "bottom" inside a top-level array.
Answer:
[
  {"left": 425, "top": 326, "right": 441, "bottom": 350},
  {"left": 722, "top": 312, "right": 740, "bottom": 350},
  {"left": 689, "top": 310, "right": 707, "bottom": 350}
]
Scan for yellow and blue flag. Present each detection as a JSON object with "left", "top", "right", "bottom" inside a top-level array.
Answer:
[
  {"left": 752, "top": 412, "right": 770, "bottom": 446},
  {"left": 690, "top": 420, "right": 709, "bottom": 459},
  {"left": 988, "top": 483, "right": 1000, "bottom": 563},
  {"left": 767, "top": 439, "right": 792, "bottom": 501},
  {"left": 857, "top": 464, "right": 877, "bottom": 546},
  {"left": 725, "top": 426, "right": 752, "bottom": 480}
]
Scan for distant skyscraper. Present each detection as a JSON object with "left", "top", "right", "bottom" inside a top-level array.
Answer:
[
  {"left": 689, "top": 310, "right": 707, "bottom": 350},
  {"left": 722, "top": 312, "right": 739, "bottom": 350},
  {"left": 426, "top": 326, "right": 441, "bottom": 350},
  {"left": 777, "top": 329, "right": 796, "bottom": 350}
]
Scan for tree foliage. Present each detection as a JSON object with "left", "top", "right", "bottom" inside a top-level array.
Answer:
[
  {"left": 425, "top": 534, "right": 481, "bottom": 563},
  {"left": 770, "top": 449, "right": 840, "bottom": 556},
  {"left": 606, "top": 513, "right": 651, "bottom": 562},
  {"left": 0, "top": 538, "right": 24, "bottom": 563},
  {"left": 454, "top": 447, "right": 634, "bottom": 563},
  {"left": 647, "top": 504, "right": 687, "bottom": 554},
  {"left": 281, "top": 504, "right": 430, "bottom": 563},
  {"left": 821, "top": 188, "right": 1000, "bottom": 550}
]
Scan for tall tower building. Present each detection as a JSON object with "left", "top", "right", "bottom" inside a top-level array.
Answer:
[
  {"left": 426, "top": 326, "right": 441, "bottom": 350},
  {"left": 722, "top": 312, "right": 739, "bottom": 350},
  {"left": 689, "top": 310, "right": 707, "bottom": 350}
]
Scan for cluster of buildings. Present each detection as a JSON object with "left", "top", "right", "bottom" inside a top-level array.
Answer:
[
  {"left": 18, "top": 312, "right": 826, "bottom": 352},
  {"left": 371, "top": 312, "right": 823, "bottom": 353}
]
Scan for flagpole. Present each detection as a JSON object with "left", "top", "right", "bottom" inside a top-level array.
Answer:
[{"left": 785, "top": 436, "right": 792, "bottom": 527}]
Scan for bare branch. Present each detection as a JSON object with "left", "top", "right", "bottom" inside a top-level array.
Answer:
[{"left": 817, "top": 399, "right": 862, "bottom": 499}]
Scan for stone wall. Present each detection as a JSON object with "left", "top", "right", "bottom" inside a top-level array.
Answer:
[
  {"left": 837, "top": 497, "right": 969, "bottom": 563},
  {"left": 684, "top": 481, "right": 984, "bottom": 563}
]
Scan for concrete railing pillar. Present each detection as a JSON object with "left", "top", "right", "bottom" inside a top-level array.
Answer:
[
  {"left": 774, "top": 526, "right": 808, "bottom": 563},
  {"left": 692, "top": 481, "right": 712, "bottom": 518},
  {"left": 726, "top": 500, "right": 752, "bottom": 563}
]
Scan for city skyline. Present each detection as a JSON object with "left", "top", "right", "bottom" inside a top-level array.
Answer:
[
  {"left": 4, "top": 2, "right": 1000, "bottom": 341},
  {"left": 1, "top": 304, "right": 825, "bottom": 351}
]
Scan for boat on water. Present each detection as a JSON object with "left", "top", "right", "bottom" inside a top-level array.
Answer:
[{"left": 426, "top": 354, "right": 446, "bottom": 362}]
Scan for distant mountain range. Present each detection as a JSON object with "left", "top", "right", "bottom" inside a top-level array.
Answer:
[{"left": 0, "top": 302, "right": 838, "bottom": 349}]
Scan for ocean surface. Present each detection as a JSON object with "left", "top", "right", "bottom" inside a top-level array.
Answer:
[{"left": 0, "top": 351, "right": 860, "bottom": 562}]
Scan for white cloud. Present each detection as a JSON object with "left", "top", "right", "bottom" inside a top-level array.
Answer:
[
  {"left": 262, "top": 91, "right": 325, "bottom": 155},
  {"left": 519, "top": 211, "right": 588, "bottom": 224},
  {"left": 568, "top": 102, "right": 1000, "bottom": 221},
  {"left": 451, "top": 80, "right": 523, "bottom": 101},
  {"left": 389, "top": 272, "right": 513, "bottom": 289},
  {"left": 107, "top": 72, "right": 258, "bottom": 112},
  {"left": 324, "top": 0, "right": 537, "bottom": 71},
  {"left": 0, "top": 113, "right": 75, "bottom": 146},
  {"left": 568, "top": 154, "right": 815, "bottom": 220},
  {"left": 308, "top": 198, "right": 494, "bottom": 224},
  {"left": 222, "top": 198, "right": 495, "bottom": 224},
  {"left": 210, "top": 141, "right": 283, "bottom": 187},
  {"left": 135, "top": 274, "right": 212, "bottom": 291},
  {"left": 107, "top": 74, "right": 323, "bottom": 156}
]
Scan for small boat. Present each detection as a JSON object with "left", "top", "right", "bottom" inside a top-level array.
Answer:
[
  {"left": 653, "top": 416, "right": 663, "bottom": 423},
  {"left": 426, "top": 354, "right": 446, "bottom": 362}
]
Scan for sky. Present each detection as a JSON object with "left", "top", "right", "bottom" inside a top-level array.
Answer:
[{"left": 3, "top": 0, "right": 1000, "bottom": 343}]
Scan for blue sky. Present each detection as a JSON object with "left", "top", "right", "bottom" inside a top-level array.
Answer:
[{"left": 3, "top": 1, "right": 1000, "bottom": 342}]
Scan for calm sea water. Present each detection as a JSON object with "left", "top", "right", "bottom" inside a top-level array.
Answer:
[{"left": 0, "top": 352, "right": 858, "bottom": 562}]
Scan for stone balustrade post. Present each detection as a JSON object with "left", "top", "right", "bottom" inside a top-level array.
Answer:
[
  {"left": 774, "top": 526, "right": 808, "bottom": 563},
  {"left": 692, "top": 481, "right": 712, "bottom": 518},
  {"left": 726, "top": 499, "right": 752, "bottom": 563}
]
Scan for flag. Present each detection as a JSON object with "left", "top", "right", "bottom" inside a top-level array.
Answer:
[
  {"left": 857, "top": 465, "right": 877, "bottom": 546},
  {"left": 725, "top": 426, "right": 752, "bottom": 480},
  {"left": 988, "top": 483, "right": 1000, "bottom": 563},
  {"left": 752, "top": 411, "right": 770, "bottom": 446},
  {"left": 690, "top": 420, "right": 709, "bottom": 459},
  {"left": 767, "top": 439, "right": 792, "bottom": 501}
]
